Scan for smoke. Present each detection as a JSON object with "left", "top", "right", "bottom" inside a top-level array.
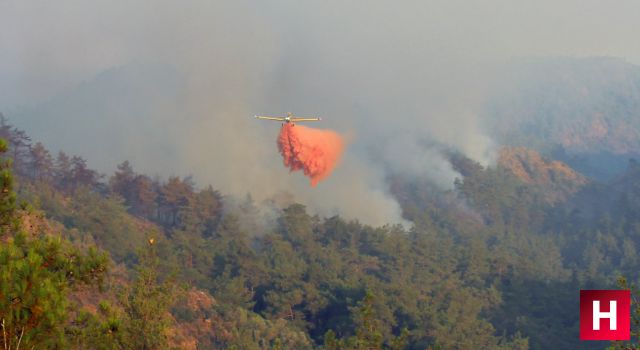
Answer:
[
  {"left": 278, "top": 124, "right": 345, "bottom": 187},
  {"left": 2, "top": 0, "right": 640, "bottom": 226}
]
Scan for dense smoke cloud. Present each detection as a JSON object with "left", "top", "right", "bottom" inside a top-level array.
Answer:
[{"left": 2, "top": 0, "right": 640, "bottom": 225}]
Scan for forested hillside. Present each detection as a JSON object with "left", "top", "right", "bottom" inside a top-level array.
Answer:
[
  {"left": 2, "top": 114, "right": 640, "bottom": 349},
  {"left": 484, "top": 57, "right": 640, "bottom": 180}
]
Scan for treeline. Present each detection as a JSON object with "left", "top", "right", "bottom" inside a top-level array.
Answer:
[{"left": 1, "top": 115, "right": 224, "bottom": 232}]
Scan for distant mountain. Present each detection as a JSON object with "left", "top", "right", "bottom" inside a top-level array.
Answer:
[
  {"left": 11, "top": 63, "right": 185, "bottom": 172},
  {"left": 484, "top": 57, "right": 640, "bottom": 179}
]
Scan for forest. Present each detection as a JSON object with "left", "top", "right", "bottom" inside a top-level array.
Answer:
[{"left": 2, "top": 113, "right": 640, "bottom": 350}]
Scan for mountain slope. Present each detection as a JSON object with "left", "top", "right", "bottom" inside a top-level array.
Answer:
[
  {"left": 497, "top": 146, "right": 587, "bottom": 203},
  {"left": 486, "top": 57, "right": 640, "bottom": 153}
]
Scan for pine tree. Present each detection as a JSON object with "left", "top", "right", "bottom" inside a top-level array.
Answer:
[
  {"left": 0, "top": 234, "right": 69, "bottom": 349},
  {"left": 323, "top": 291, "right": 407, "bottom": 350},
  {"left": 0, "top": 139, "right": 17, "bottom": 233},
  {"left": 109, "top": 161, "right": 136, "bottom": 202},
  {"left": 54, "top": 151, "right": 73, "bottom": 192},
  {"left": 0, "top": 233, "right": 109, "bottom": 349},
  {"left": 70, "top": 156, "right": 100, "bottom": 190},
  {"left": 157, "top": 176, "right": 194, "bottom": 228},
  {"left": 0, "top": 137, "right": 109, "bottom": 349},
  {"left": 122, "top": 240, "right": 178, "bottom": 350},
  {"left": 28, "top": 142, "right": 54, "bottom": 182}
]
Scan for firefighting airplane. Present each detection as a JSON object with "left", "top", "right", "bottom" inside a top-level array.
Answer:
[{"left": 254, "top": 112, "right": 321, "bottom": 125}]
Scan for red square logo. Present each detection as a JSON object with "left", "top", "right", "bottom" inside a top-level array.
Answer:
[{"left": 580, "top": 290, "right": 630, "bottom": 340}]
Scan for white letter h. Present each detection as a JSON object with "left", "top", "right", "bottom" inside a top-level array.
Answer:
[{"left": 593, "top": 300, "right": 617, "bottom": 330}]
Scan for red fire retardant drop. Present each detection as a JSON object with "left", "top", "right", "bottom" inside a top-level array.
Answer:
[{"left": 277, "top": 123, "right": 345, "bottom": 186}]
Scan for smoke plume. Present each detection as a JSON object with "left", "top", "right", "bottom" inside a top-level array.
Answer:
[
  {"left": 3, "top": 0, "right": 640, "bottom": 226},
  {"left": 277, "top": 123, "right": 345, "bottom": 186}
]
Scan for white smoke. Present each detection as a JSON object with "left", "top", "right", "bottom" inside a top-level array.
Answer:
[{"left": 2, "top": 0, "right": 639, "bottom": 225}]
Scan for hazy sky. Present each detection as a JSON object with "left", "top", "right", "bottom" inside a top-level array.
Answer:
[{"left": 1, "top": 0, "right": 639, "bottom": 225}]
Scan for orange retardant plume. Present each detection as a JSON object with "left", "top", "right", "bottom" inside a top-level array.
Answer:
[{"left": 277, "top": 123, "right": 345, "bottom": 186}]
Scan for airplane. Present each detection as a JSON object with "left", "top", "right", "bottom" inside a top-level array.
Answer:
[{"left": 255, "top": 112, "right": 321, "bottom": 125}]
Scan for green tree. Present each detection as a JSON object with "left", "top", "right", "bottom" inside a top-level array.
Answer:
[
  {"left": 610, "top": 277, "right": 640, "bottom": 349},
  {"left": 28, "top": 142, "right": 54, "bottom": 182},
  {"left": 0, "top": 233, "right": 68, "bottom": 349},
  {"left": 70, "top": 156, "right": 101, "bottom": 191},
  {"left": 67, "top": 300, "right": 128, "bottom": 350},
  {"left": 0, "top": 139, "right": 17, "bottom": 233},
  {"left": 129, "top": 174, "right": 157, "bottom": 219},
  {"left": 0, "top": 232, "right": 108, "bottom": 349},
  {"left": 54, "top": 151, "right": 73, "bottom": 192},
  {"left": 157, "top": 176, "right": 194, "bottom": 228},
  {"left": 0, "top": 137, "right": 109, "bottom": 349},
  {"left": 122, "top": 240, "right": 178, "bottom": 350},
  {"left": 323, "top": 291, "right": 407, "bottom": 350},
  {"left": 109, "top": 161, "right": 136, "bottom": 202}
]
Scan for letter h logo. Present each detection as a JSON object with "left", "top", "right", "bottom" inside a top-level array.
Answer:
[{"left": 580, "top": 290, "right": 630, "bottom": 340}]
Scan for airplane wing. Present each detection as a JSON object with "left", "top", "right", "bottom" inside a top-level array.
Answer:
[
  {"left": 255, "top": 116, "right": 286, "bottom": 121},
  {"left": 290, "top": 117, "right": 322, "bottom": 122}
]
